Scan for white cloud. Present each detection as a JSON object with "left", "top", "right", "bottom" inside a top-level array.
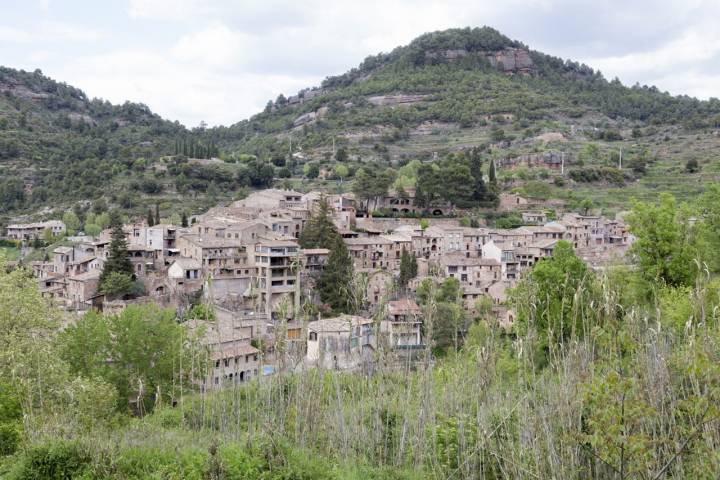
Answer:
[
  {"left": 170, "top": 25, "right": 252, "bottom": 69},
  {"left": 127, "top": 0, "right": 213, "bottom": 19},
  {"left": 0, "top": 22, "right": 101, "bottom": 43},
  {"left": 53, "top": 48, "right": 319, "bottom": 127},
  {"left": 6, "top": 0, "right": 720, "bottom": 126}
]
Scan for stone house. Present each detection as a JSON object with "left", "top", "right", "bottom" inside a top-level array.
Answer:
[
  {"left": 345, "top": 236, "right": 394, "bottom": 271},
  {"left": 251, "top": 238, "right": 301, "bottom": 316},
  {"left": 381, "top": 299, "right": 423, "bottom": 350},
  {"left": 306, "top": 315, "right": 376, "bottom": 370},
  {"left": 187, "top": 318, "right": 260, "bottom": 390},
  {"left": 65, "top": 270, "right": 100, "bottom": 307},
  {"left": 5, "top": 220, "right": 65, "bottom": 240},
  {"left": 366, "top": 270, "right": 395, "bottom": 310}
]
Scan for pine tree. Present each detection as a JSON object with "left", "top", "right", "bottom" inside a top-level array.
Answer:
[
  {"left": 318, "top": 236, "right": 354, "bottom": 314},
  {"left": 99, "top": 211, "right": 134, "bottom": 289},
  {"left": 181, "top": 212, "right": 188, "bottom": 228},
  {"left": 298, "top": 196, "right": 341, "bottom": 249}
]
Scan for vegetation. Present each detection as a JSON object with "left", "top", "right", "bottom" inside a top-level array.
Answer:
[
  {"left": 4, "top": 27, "right": 720, "bottom": 225},
  {"left": 4, "top": 189, "right": 720, "bottom": 477},
  {"left": 98, "top": 211, "right": 135, "bottom": 298}
]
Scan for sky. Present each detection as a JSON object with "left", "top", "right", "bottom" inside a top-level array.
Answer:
[{"left": 2, "top": 0, "right": 720, "bottom": 127}]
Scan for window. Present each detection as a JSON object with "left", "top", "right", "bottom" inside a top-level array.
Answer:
[{"left": 309, "top": 331, "right": 318, "bottom": 341}]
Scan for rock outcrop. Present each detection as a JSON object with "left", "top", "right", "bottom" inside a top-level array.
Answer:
[
  {"left": 367, "top": 94, "right": 430, "bottom": 107},
  {"left": 292, "top": 106, "right": 329, "bottom": 127},
  {"left": 486, "top": 48, "right": 534, "bottom": 75},
  {"left": 425, "top": 47, "right": 535, "bottom": 75}
]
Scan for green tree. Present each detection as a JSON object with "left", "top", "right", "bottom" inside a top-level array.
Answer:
[
  {"left": 62, "top": 211, "right": 80, "bottom": 236},
  {"left": 99, "top": 211, "right": 133, "bottom": 294},
  {"left": 333, "top": 164, "right": 349, "bottom": 180},
  {"left": 303, "top": 162, "right": 320, "bottom": 179},
  {"left": 512, "top": 240, "right": 593, "bottom": 358},
  {"left": 299, "top": 196, "right": 341, "bottom": 249},
  {"left": 59, "top": 305, "right": 194, "bottom": 414},
  {"left": 335, "top": 146, "right": 348, "bottom": 162},
  {"left": 487, "top": 158, "right": 499, "bottom": 203},
  {"left": 441, "top": 159, "right": 474, "bottom": 207},
  {"left": 417, "top": 277, "right": 466, "bottom": 351},
  {"left": 96, "top": 212, "right": 111, "bottom": 230},
  {"left": 146, "top": 207, "right": 155, "bottom": 227},
  {"left": 685, "top": 158, "right": 700, "bottom": 173},
  {"left": 100, "top": 271, "right": 135, "bottom": 299},
  {"left": 468, "top": 147, "right": 488, "bottom": 203},
  {"left": 627, "top": 193, "right": 698, "bottom": 289},
  {"left": 181, "top": 212, "right": 189, "bottom": 228},
  {"left": 398, "top": 248, "right": 416, "bottom": 289},
  {"left": 579, "top": 197, "right": 595, "bottom": 215},
  {"left": 414, "top": 164, "right": 439, "bottom": 209},
  {"left": 318, "top": 237, "right": 354, "bottom": 314},
  {"left": 352, "top": 166, "right": 395, "bottom": 212}
]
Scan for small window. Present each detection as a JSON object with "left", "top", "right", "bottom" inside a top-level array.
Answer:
[{"left": 309, "top": 331, "right": 318, "bottom": 341}]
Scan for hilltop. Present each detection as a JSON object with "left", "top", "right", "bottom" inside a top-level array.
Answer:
[{"left": 2, "top": 26, "right": 720, "bottom": 223}]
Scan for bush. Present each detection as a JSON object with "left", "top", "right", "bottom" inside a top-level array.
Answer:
[
  {"left": 0, "top": 423, "right": 21, "bottom": 456},
  {"left": 9, "top": 441, "right": 91, "bottom": 480}
]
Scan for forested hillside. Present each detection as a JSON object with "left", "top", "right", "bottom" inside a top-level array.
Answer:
[{"left": 3, "top": 27, "right": 720, "bottom": 225}]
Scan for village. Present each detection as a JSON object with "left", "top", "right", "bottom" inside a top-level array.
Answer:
[{"left": 3, "top": 188, "right": 633, "bottom": 389}]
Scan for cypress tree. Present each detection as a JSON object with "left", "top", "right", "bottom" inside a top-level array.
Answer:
[
  {"left": 99, "top": 211, "right": 134, "bottom": 288},
  {"left": 488, "top": 158, "right": 500, "bottom": 203},
  {"left": 181, "top": 212, "right": 188, "bottom": 228},
  {"left": 146, "top": 207, "right": 155, "bottom": 227},
  {"left": 399, "top": 248, "right": 412, "bottom": 289},
  {"left": 155, "top": 203, "right": 161, "bottom": 225},
  {"left": 468, "top": 147, "right": 487, "bottom": 202},
  {"left": 318, "top": 236, "right": 354, "bottom": 314}
]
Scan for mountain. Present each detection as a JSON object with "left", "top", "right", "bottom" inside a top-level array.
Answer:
[
  {"left": 210, "top": 27, "right": 720, "bottom": 155},
  {"left": 2, "top": 27, "right": 720, "bottom": 222}
]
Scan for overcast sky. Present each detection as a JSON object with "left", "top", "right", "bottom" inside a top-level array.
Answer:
[{"left": 2, "top": 0, "right": 720, "bottom": 127}]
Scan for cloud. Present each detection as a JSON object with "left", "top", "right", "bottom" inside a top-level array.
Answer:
[
  {"left": 6, "top": 0, "right": 720, "bottom": 126},
  {"left": 53, "top": 48, "right": 320, "bottom": 127},
  {"left": 0, "top": 22, "right": 102, "bottom": 44}
]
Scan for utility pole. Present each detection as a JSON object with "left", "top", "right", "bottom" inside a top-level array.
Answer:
[
  {"left": 561, "top": 152, "right": 565, "bottom": 175},
  {"left": 618, "top": 148, "right": 622, "bottom": 170},
  {"left": 332, "top": 136, "right": 336, "bottom": 159}
]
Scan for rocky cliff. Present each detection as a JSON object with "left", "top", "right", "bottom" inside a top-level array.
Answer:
[{"left": 425, "top": 47, "right": 535, "bottom": 75}]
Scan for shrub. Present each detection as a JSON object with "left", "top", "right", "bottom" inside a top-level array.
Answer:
[{"left": 9, "top": 441, "right": 91, "bottom": 480}]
